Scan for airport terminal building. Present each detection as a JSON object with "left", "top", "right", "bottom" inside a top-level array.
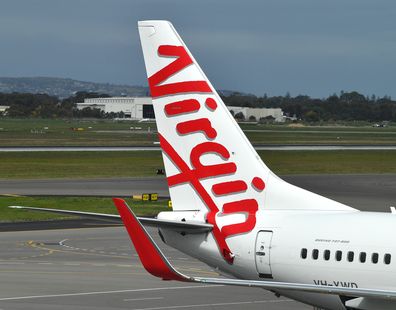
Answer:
[
  {"left": 76, "top": 97, "right": 284, "bottom": 121},
  {"left": 76, "top": 97, "right": 153, "bottom": 119},
  {"left": 227, "top": 106, "right": 284, "bottom": 122}
]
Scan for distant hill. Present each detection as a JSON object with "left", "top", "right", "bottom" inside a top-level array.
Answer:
[
  {"left": 0, "top": 77, "right": 245, "bottom": 99},
  {"left": 0, "top": 77, "right": 149, "bottom": 99}
]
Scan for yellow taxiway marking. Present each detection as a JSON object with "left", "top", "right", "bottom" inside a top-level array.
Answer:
[{"left": 24, "top": 241, "right": 217, "bottom": 276}]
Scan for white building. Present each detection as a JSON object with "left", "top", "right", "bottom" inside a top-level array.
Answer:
[
  {"left": 227, "top": 106, "right": 284, "bottom": 122},
  {"left": 0, "top": 105, "right": 9, "bottom": 115},
  {"left": 76, "top": 97, "right": 153, "bottom": 119},
  {"left": 76, "top": 97, "right": 284, "bottom": 122}
]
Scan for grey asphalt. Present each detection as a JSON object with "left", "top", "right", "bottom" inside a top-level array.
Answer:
[
  {"left": 0, "top": 226, "right": 309, "bottom": 310},
  {"left": 2, "top": 145, "right": 396, "bottom": 151},
  {"left": 1, "top": 174, "right": 395, "bottom": 309},
  {"left": 2, "top": 174, "right": 396, "bottom": 211},
  {"left": 0, "top": 177, "right": 171, "bottom": 198}
]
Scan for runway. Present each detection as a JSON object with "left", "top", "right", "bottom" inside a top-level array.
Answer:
[
  {"left": 1, "top": 174, "right": 395, "bottom": 309},
  {"left": 2, "top": 145, "right": 396, "bottom": 152},
  {"left": 2, "top": 174, "right": 396, "bottom": 211},
  {"left": 0, "top": 226, "right": 309, "bottom": 310}
]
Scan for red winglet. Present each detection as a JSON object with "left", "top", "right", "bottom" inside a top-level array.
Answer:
[{"left": 113, "top": 198, "right": 190, "bottom": 281}]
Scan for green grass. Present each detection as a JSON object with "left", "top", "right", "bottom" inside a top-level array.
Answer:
[
  {"left": 246, "top": 130, "right": 396, "bottom": 145},
  {"left": 259, "top": 150, "right": 396, "bottom": 174},
  {"left": 0, "top": 118, "right": 158, "bottom": 146},
  {"left": 2, "top": 118, "right": 396, "bottom": 146},
  {"left": 0, "top": 196, "right": 169, "bottom": 222},
  {"left": 0, "top": 151, "right": 163, "bottom": 179},
  {"left": 1, "top": 150, "right": 396, "bottom": 223},
  {"left": 1, "top": 150, "right": 396, "bottom": 179},
  {"left": 2, "top": 119, "right": 395, "bottom": 223}
]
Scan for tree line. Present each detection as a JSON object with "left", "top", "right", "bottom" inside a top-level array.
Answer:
[
  {"left": 0, "top": 92, "right": 121, "bottom": 119},
  {"left": 222, "top": 91, "right": 396, "bottom": 122},
  {"left": 1, "top": 91, "right": 396, "bottom": 122}
]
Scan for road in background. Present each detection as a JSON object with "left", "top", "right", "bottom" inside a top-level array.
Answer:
[
  {"left": 2, "top": 145, "right": 396, "bottom": 151},
  {"left": 1, "top": 174, "right": 395, "bottom": 211}
]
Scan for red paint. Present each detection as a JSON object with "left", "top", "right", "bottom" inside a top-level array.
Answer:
[
  {"left": 252, "top": 177, "right": 265, "bottom": 191},
  {"left": 190, "top": 142, "right": 236, "bottom": 178},
  {"left": 164, "top": 99, "right": 200, "bottom": 116},
  {"left": 113, "top": 198, "right": 188, "bottom": 281},
  {"left": 167, "top": 141, "right": 237, "bottom": 187},
  {"left": 159, "top": 134, "right": 234, "bottom": 264},
  {"left": 149, "top": 46, "right": 262, "bottom": 264},
  {"left": 205, "top": 98, "right": 218, "bottom": 111},
  {"left": 212, "top": 180, "right": 247, "bottom": 196},
  {"left": 221, "top": 199, "right": 258, "bottom": 238},
  {"left": 148, "top": 45, "right": 211, "bottom": 98},
  {"left": 176, "top": 118, "right": 217, "bottom": 140}
]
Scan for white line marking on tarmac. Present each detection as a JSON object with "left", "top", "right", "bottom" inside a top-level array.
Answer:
[
  {"left": 59, "top": 239, "right": 68, "bottom": 246},
  {"left": 124, "top": 297, "right": 164, "bottom": 302},
  {"left": 131, "top": 299, "right": 292, "bottom": 310},
  {"left": 0, "top": 262, "right": 25, "bottom": 265},
  {"left": 0, "top": 285, "right": 221, "bottom": 301},
  {"left": 37, "top": 262, "right": 53, "bottom": 265}
]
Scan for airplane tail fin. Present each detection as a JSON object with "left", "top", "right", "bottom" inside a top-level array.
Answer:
[
  {"left": 137, "top": 20, "right": 354, "bottom": 217},
  {"left": 138, "top": 20, "right": 272, "bottom": 215}
]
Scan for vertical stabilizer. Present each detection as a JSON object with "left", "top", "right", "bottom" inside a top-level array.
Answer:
[
  {"left": 138, "top": 20, "right": 271, "bottom": 215},
  {"left": 137, "top": 20, "right": 356, "bottom": 262}
]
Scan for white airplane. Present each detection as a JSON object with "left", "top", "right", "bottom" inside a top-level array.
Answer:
[{"left": 11, "top": 21, "right": 396, "bottom": 310}]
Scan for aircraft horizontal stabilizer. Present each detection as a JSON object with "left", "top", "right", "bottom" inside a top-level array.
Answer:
[
  {"left": 114, "top": 198, "right": 396, "bottom": 300},
  {"left": 8, "top": 205, "right": 212, "bottom": 234}
]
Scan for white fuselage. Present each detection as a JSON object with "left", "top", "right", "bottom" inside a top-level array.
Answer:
[{"left": 158, "top": 210, "right": 396, "bottom": 310}]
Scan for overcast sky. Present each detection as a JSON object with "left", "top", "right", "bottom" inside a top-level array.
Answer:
[{"left": 1, "top": 0, "right": 396, "bottom": 98}]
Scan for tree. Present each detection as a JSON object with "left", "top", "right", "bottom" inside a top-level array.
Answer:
[
  {"left": 259, "top": 115, "right": 275, "bottom": 124},
  {"left": 304, "top": 110, "right": 319, "bottom": 122}
]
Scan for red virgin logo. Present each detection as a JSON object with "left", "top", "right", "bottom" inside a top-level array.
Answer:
[{"left": 148, "top": 45, "right": 265, "bottom": 264}]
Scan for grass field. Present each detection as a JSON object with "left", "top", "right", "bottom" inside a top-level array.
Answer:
[
  {"left": 1, "top": 150, "right": 395, "bottom": 222},
  {"left": 1, "top": 118, "right": 396, "bottom": 223},
  {"left": 0, "top": 196, "right": 169, "bottom": 222},
  {"left": 0, "top": 151, "right": 163, "bottom": 179},
  {"left": 1, "top": 150, "right": 396, "bottom": 179},
  {"left": 0, "top": 118, "right": 158, "bottom": 146},
  {"left": 1, "top": 118, "right": 396, "bottom": 146}
]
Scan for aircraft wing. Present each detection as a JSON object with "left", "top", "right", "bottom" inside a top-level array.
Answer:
[
  {"left": 112, "top": 198, "right": 396, "bottom": 301},
  {"left": 8, "top": 205, "right": 212, "bottom": 234}
]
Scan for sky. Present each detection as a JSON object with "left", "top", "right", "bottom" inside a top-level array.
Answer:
[{"left": 1, "top": 0, "right": 396, "bottom": 98}]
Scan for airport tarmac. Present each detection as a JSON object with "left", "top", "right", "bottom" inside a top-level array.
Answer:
[
  {"left": 2, "top": 145, "right": 396, "bottom": 152},
  {"left": 0, "top": 226, "right": 309, "bottom": 310},
  {"left": 2, "top": 174, "right": 396, "bottom": 211},
  {"left": 1, "top": 174, "right": 395, "bottom": 309}
]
